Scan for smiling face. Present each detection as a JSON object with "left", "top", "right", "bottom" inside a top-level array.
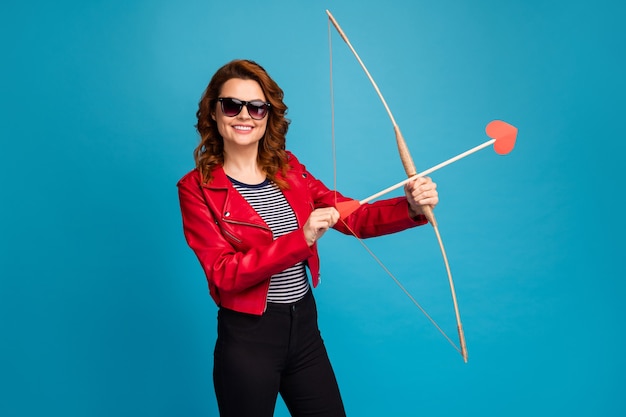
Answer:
[{"left": 212, "top": 78, "right": 268, "bottom": 156}]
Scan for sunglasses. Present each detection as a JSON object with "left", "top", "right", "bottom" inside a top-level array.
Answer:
[{"left": 217, "top": 97, "right": 271, "bottom": 120}]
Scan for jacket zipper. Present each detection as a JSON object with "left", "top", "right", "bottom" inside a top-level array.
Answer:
[{"left": 222, "top": 218, "right": 273, "bottom": 314}]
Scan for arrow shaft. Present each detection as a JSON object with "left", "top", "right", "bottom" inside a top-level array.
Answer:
[{"left": 360, "top": 138, "right": 496, "bottom": 204}]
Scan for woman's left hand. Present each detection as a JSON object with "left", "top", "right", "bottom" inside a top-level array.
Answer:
[{"left": 404, "top": 176, "right": 438, "bottom": 217}]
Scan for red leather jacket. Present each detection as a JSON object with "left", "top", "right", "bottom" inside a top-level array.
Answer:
[{"left": 177, "top": 152, "right": 427, "bottom": 315}]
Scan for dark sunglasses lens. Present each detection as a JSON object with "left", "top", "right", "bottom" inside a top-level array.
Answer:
[
  {"left": 221, "top": 98, "right": 243, "bottom": 117},
  {"left": 247, "top": 101, "right": 268, "bottom": 119}
]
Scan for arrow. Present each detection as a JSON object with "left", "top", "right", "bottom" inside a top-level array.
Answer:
[{"left": 336, "top": 120, "right": 518, "bottom": 218}]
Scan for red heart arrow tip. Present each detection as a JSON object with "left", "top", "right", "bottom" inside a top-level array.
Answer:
[
  {"left": 486, "top": 120, "right": 518, "bottom": 155},
  {"left": 335, "top": 199, "right": 361, "bottom": 219}
]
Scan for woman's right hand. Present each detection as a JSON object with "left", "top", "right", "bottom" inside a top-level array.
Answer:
[{"left": 303, "top": 207, "right": 339, "bottom": 247}]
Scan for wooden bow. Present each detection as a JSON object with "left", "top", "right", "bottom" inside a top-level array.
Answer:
[{"left": 327, "top": 9, "right": 468, "bottom": 363}]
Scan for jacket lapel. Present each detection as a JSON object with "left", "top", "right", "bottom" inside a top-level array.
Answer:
[{"left": 202, "top": 166, "right": 269, "bottom": 230}]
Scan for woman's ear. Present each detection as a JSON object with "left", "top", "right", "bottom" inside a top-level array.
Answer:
[{"left": 211, "top": 112, "right": 216, "bottom": 121}]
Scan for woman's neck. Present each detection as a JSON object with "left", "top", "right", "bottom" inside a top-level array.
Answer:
[{"left": 223, "top": 152, "right": 266, "bottom": 185}]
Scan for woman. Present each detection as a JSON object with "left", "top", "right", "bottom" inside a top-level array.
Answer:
[{"left": 177, "top": 59, "right": 438, "bottom": 417}]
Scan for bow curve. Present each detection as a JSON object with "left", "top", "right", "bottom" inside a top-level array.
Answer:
[{"left": 326, "top": 9, "right": 468, "bottom": 363}]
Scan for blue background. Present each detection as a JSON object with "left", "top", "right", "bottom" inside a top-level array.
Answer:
[{"left": 1, "top": 0, "right": 624, "bottom": 416}]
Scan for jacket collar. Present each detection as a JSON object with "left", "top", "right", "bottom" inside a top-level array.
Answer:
[
  {"left": 201, "top": 165, "right": 268, "bottom": 229},
  {"left": 200, "top": 162, "right": 311, "bottom": 230},
  {"left": 202, "top": 165, "right": 232, "bottom": 190}
]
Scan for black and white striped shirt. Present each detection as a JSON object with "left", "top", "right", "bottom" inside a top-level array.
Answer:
[{"left": 230, "top": 177, "right": 309, "bottom": 303}]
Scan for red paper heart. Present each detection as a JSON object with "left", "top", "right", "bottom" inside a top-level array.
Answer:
[{"left": 485, "top": 120, "right": 518, "bottom": 155}]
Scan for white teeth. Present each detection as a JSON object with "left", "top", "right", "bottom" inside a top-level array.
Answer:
[{"left": 234, "top": 125, "right": 252, "bottom": 131}]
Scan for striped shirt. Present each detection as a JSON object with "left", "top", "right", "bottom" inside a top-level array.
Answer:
[{"left": 230, "top": 177, "right": 309, "bottom": 303}]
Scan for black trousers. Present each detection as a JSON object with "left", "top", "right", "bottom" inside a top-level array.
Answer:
[{"left": 213, "top": 290, "right": 346, "bottom": 417}]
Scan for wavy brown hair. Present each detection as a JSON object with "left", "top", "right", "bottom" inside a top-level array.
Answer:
[{"left": 194, "top": 59, "right": 291, "bottom": 188}]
